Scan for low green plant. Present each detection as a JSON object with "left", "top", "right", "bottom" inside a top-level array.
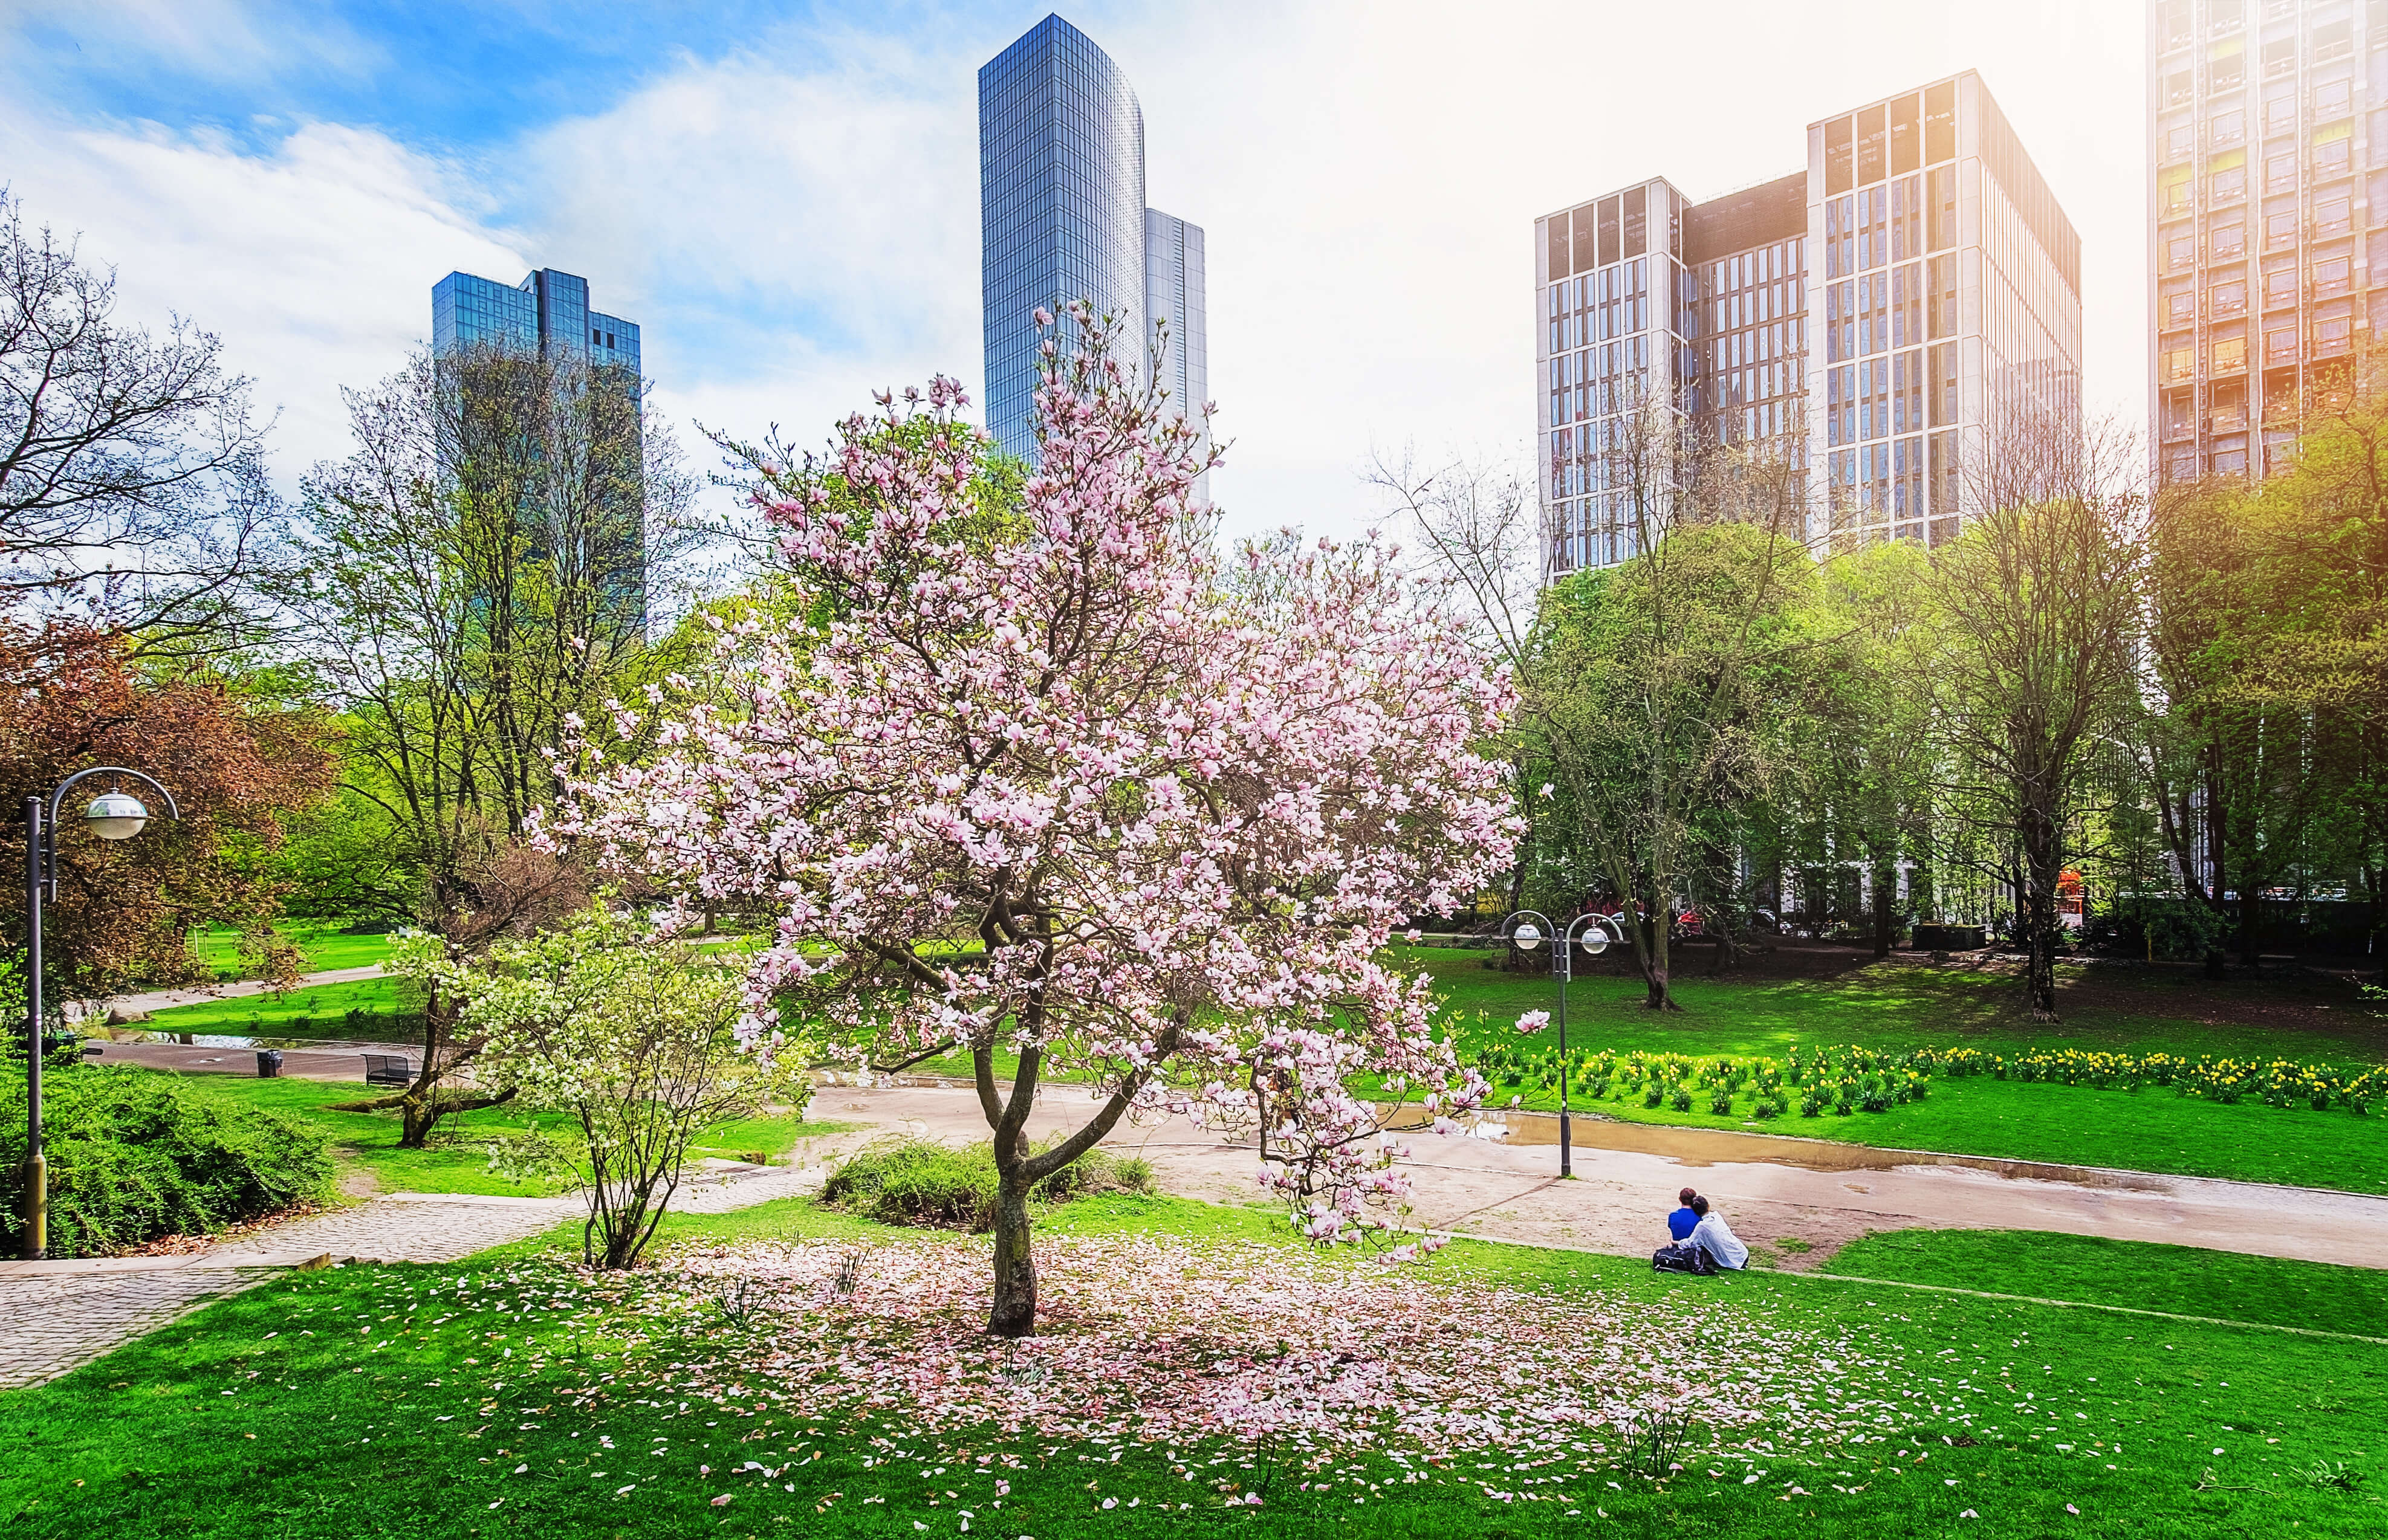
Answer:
[
  {"left": 820, "top": 1136, "right": 1156, "bottom": 1231},
  {"left": 1623, "top": 1399, "right": 1701, "bottom": 1479},
  {"left": 0, "top": 1064, "right": 334, "bottom": 1257},
  {"left": 2299, "top": 1459, "right": 2367, "bottom": 1493}
]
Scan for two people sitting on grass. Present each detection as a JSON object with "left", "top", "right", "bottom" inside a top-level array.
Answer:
[{"left": 1654, "top": 1191, "right": 1750, "bottom": 1274}]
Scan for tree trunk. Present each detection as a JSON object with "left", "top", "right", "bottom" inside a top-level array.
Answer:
[
  {"left": 2019, "top": 804, "right": 2063, "bottom": 1021},
  {"left": 2205, "top": 748, "right": 2235, "bottom": 978},
  {"left": 1642, "top": 896, "right": 1677, "bottom": 1010},
  {"left": 397, "top": 982, "right": 456, "bottom": 1149},
  {"left": 1870, "top": 862, "right": 1896, "bottom": 959},
  {"left": 988, "top": 1158, "right": 1038, "bottom": 1338}
]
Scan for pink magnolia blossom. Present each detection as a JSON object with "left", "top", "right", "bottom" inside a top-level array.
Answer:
[
  {"left": 551, "top": 305, "right": 1519, "bottom": 1329},
  {"left": 1514, "top": 1010, "right": 1551, "bottom": 1034}
]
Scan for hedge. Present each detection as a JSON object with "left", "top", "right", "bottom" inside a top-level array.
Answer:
[{"left": 0, "top": 1064, "right": 336, "bottom": 1257}]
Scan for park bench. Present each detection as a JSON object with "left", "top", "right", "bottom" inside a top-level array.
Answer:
[{"left": 363, "top": 1053, "right": 414, "bottom": 1087}]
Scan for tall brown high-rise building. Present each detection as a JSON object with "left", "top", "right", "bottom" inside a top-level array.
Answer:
[{"left": 2149, "top": 0, "right": 2373, "bottom": 482}]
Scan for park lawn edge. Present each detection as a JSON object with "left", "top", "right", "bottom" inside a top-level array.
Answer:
[{"left": 3, "top": 1192, "right": 2384, "bottom": 1539}]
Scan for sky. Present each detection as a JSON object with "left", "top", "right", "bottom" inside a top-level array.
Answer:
[{"left": 0, "top": 0, "right": 2148, "bottom": 551}]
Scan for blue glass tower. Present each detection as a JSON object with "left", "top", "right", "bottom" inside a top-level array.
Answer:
[
  {"left": 980, "top": 15, "right": 1170, "bottom": 462},
  {"left": 1144, "top": 206, "right": 1209, "bottom": 497},
  {"left": 430, "top": 268, "right": 647, "bottom": 627},
  {"left": 432, "top": 268, "right": 641, "bottom": 378}
]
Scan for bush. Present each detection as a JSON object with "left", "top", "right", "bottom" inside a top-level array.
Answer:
[
  {"left": 820, "top": 1136, "right": 1155, "bottom": 1232},
  {"left": 0, "top": 1066, "right": 335, "bottom": 1257}
]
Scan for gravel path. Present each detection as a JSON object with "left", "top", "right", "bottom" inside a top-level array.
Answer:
[{"left": 815, "top": 1084, "right": 2388, "bottom": 1272}]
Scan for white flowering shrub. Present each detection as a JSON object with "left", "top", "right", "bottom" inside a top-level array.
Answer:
[{"left": 423, "top": 905, "right": 815, "bottom": 1267}]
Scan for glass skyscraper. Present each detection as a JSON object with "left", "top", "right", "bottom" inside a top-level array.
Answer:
[
  {"left": 432, "top": 267, "right": 641, "bottom": 378},
  {"left": 430, "top": 267, "right": 647, "bottom": 625},
  {"left": 1144, "top": 207, "right": 1210, "bottom": 499},
  {"left": 1535, "top": 71, "right": 2081, "bottom": 578},
  {"left": 979, "top": 14, "right": 1207, "bottom": 471},
  {"left": 2149, "top": 0, "right": 2373, "bottom": 485}
]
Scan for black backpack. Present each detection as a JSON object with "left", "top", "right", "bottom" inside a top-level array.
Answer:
[{"left": 1653, "top": 1241, "right": 1717, "bottom": 1275}]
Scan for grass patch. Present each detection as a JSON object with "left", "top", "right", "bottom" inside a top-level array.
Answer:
[
  {"left": 1401, "top": 947, "right": 2388, "bottom": 1066},
  {"left": 123, "top": 975, "right": 423, "bottom": 1043},
  {"left": 2, "top": 1195, "right": 2384, "bottom": 1538},
  {"left": 1398, "top": 950, "right": 2388, "bottom": 1192},
  {"left": 185, "top": 920, "right": 397, "bottom": 980},
  {"left": 1826, "top": 1229, "right": 2388, "bottom": 1340},
  {"left": 180, "top": 1074, "right": 584, "bottom": 1198},
  {"left": 110, "top": 1071, "right": 852, "bottom": 1201}
]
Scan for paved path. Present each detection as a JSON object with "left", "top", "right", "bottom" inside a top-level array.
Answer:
[
  {"left": 0, "top": 1168, "right": 841, "bottom": 1391},
  {"left": 82, "top": 963, "right": 389, "bottom": 1022},
  {"left": 0, "top": 1194, "right": 577, "bottom": 1390},
  {"left": 817, "top": 1084, "right": 2388, "bottom": 1272},
  {"left": 80, "top": 1037, "right": 427, "bottom": 1084}
]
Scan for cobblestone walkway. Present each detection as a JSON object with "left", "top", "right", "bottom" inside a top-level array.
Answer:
[
  {"left": 205, "top": 1194, "right": 576, "bottom": 1266},
  {"left": 0, "top": 1267, "right": 275, "bottom": 1390},
  {"left": 0, "top": 1194, "right": 575, "bottom": 1390}
]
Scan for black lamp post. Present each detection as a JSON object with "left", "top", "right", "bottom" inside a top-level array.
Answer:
[
  {"left": 1502, "top": 909, "right": 1624, "bottom": 1180},
  {"left": 21, "top": 768, "right": 178, "bottom": 1260}
]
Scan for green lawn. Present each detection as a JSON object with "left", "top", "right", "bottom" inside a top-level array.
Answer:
[
  {"left": 160, "top": 1073, "right": 851, "bottom": 1200},
  {"left": 1825, "top": 1229, "right": 2388, "bottom": 1341},
  {"left": 186, "top": 921, "right": 398, "bottom": 980},
  {"left": 126, "top": 975, "right": 423, "bottom": 1043},
  {"left": 1400, "top": 947, "right": 2388, "bottom": 1067},
  {"left": 1401, "top": 948, "right": 2388, "bottom": 1192},
  {"left": 178, "top": 1074, "right": 588, "bottom": 1197},
  {"left": 1, "top": 1197, "right": 2381, "bottom": 1538}
]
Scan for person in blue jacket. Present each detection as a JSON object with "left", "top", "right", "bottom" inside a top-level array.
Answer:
[{"left": 1667, "top": 1186, "right": 1700, "bottom": 1243}]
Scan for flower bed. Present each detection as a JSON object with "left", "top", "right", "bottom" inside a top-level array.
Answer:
[
  {"left": 1473, "top": 1040, "right": 2386, "bottom": 1120},
  {"left": 1934, "top": 1047, "right": 2386, "bottom": 1111}
]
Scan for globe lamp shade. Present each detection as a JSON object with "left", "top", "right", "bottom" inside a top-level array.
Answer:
[
  {"left": 84, "top": 791, "right": 151, "bottom": 841},
  {"left": 1580, "top": 929, "right": 1609, "bottom": 955},
  {"left": 1511, "top": 921, "right": 1542, "bottom": 949}
]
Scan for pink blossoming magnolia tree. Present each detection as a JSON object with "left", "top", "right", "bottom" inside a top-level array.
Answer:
[{"left": 554, "top": 309, "right": 1518, "bottom": 1336}]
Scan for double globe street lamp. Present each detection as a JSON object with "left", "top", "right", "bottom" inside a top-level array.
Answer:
[
  {"left": 20, "top": 768, "right": 178, "bottom": 1260},
  {"left": 1500, "top": 908, "right": 1628, "bottom": 1180}
]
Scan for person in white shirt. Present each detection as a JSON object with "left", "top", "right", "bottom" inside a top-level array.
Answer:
[{"left": 1688, "top": 1195, "right": 1748, "bottom": 1271}]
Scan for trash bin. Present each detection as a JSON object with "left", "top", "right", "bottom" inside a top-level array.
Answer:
[{"left": 256, "top": 1049, "right": 284, "bottom": 1078}]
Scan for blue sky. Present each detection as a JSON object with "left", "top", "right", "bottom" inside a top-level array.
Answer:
[{"left": 1, "top": 1, "right": 2149, "bottom": 548}]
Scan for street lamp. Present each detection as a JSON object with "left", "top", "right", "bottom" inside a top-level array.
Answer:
[
  {"left": 20, "top": 768, "right": 178, "bottom": 1260},
  {"left": 1502, "top": 910, "right": 1623, "bottom": 1179}
]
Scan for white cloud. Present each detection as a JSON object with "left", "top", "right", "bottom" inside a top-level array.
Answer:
[
  {"left": 0, "top": 106, "right": 525, "bottom": 474},
  {"left": 4, "top": 0, "right": 382, "bottom": 88},
  {"left": 508, "top": 28, "right": 982, "bottom": 473}
]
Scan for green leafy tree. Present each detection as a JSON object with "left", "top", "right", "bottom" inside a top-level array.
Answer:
[
  {"left": 277, "top": 343, "right": 697, "bottom": 1142},
  {"left": 1387, "top": 401, "right": 1820, "bottom": 1008},
  {"left": 1929, "top": 413, "right": 2144, "bottom": 1019},
  {"left": 407, "top": 906, "right": 813, "bottom": 1269}
]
